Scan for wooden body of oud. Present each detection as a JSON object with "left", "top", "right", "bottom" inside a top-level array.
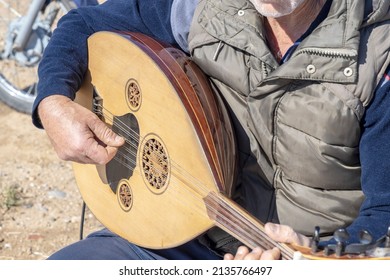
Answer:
[
  {"left": 72, "top": 32, "right": 390, "bottom": 260},
  {"left": 73, "top": 31, "right": 237, "bottom": 249}
]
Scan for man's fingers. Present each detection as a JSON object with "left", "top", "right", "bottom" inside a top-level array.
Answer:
[
  {"left": 264, "top": 223, "right": 310, "bottom": 246},
  {"left": 260, "top": 247, "right": 280, "bottom": 260},
  {"left": 88, "top": 117, "right": 125, "bottom": 147},
  {"left": 244, "top": 247, "right": 263, "bottom": 260},
  {"left": 84, "top": 137, "right": 121, "bottom": 165},
  {"left": 224, "top": 246, "right": 280, "bottom": 260},
  {"left": 80, "top": 116, "right": 125, "bottom": 164},
  {"left": 234, "top": 246, "right": 251, "bottom": 260},
  {"left": 223, "top": 253, "right": 234, "bottom": 260},
  {"left": 38, "top": 95, "right": 125, "bottom": 165}
]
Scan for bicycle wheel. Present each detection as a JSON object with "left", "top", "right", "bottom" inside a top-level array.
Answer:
[{"left": 0, "top": 0, "right": 76, "bottom": 114}]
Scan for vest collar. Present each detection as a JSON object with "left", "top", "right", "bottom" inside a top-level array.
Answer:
[{"left": 197, "top": 0, "right": 364, "bottom": 83}]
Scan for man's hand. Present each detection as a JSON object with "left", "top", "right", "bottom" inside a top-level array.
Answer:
[
  {"left": 223, "top": 223, "right": 311, "bottom": 260},
  {"left": 38, "top": 95, "right": 125, "bottom": 164}
]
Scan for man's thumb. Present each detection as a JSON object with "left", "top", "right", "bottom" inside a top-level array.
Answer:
[{"left": 90, "top": 119, "right": 125, "bottom": 147}]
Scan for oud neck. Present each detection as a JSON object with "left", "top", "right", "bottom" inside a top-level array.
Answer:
[{"left": 204, "top": 192, "right": 295, "bottom": 260}]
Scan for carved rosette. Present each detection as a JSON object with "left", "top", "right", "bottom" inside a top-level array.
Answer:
[
  {"left": 140, "top": 134, "right": 170, "bottom": 194},
  {"left": 117, "top": 180, "right": 133, "bottom": 212},
  {"left": 126, "top": 79, "right": 141, "bottom": 111}
]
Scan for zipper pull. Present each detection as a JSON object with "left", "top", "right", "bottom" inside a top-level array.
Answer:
[{"left": 213, "top": 41, "right": 224, "bottom": 61}]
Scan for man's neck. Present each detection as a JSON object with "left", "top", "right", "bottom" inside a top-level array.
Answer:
[{"left": 264, "top": 0, "right": 327, "bottom": 60}]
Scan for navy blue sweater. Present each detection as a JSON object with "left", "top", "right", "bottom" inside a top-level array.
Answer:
[{"left": 33, "top": 0, "right": 390, "bottom": 245}]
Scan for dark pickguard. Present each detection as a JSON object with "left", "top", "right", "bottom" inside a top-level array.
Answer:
[{"left": 106, "top": 113, "right": 140, "bottom": 193}]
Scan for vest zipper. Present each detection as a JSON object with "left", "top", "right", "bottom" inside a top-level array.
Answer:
[{"left": 295, "top": 47, "right": 357, "bottom": 59}]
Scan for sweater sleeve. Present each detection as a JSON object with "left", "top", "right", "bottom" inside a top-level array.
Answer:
[
  {"left": 33, "top": 0, "right": 176, "bottom": 128},
  {"left": 317, "top": 67, "right": 390, "bottom": 251},
  {"left": 345, "top": 66, "right": 390, "bottom": 243},
  {"left": 170, "top": 0, "right": 198, "bottom": 53}
]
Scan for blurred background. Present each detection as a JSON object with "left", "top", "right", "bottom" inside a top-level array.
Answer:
[{"left": 0, "top": 0, "right": 103, "bottom": 260}]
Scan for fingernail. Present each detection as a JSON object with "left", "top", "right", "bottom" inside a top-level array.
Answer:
[
  {"left": 252, "top": 247, "right": 263, "bottom": 254},
  {"left": 115, "top": 134, "right": 124, "bottom": 143},
  {"left": 237, "top": 246, "right": 247, "bottom": 255}
]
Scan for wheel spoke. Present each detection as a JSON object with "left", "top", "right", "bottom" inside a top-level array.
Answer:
[{"left": 0, "top": 0, "right": 71, "bottom": 114}]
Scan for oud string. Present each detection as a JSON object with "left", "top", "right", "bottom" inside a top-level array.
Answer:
[
  {"left": 96, "top": 106, "right": 231, "bottom": 222},
  {"left": 95, "top": 104, "right": 212, "bottom": 197},
  {"left": 96, "top": 104, "right": 290, "bottom": 255},
  {"left": 93, "top": 104, "right": 291, "bottom": 256}
]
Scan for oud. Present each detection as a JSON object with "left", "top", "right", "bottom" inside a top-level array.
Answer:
[{"left": 73, "top": 31, "right": 389, "bottom": 260}]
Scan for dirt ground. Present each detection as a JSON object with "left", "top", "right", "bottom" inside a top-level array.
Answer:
[
  {"left": 0, "top": 101, "right": 102, "bottom": 260},
  {"left": 0, "top": 0, "right": 108, "bottom": 261}
]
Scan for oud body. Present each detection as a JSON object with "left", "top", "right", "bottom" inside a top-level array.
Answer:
[
  {"left": 73, "top": 31, "right": 237, "bottom": 249},
  {"left": 73, "top": 32, "right": 390, "bottom": 260}
]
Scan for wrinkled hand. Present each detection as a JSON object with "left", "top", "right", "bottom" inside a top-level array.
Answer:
[
  {"left": 38, "top": 95, "right": 125, "bottom": 164},
  {"left": 224, "top": 223, "right": 311, "bottom": 260}
]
